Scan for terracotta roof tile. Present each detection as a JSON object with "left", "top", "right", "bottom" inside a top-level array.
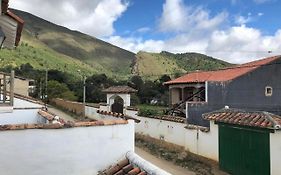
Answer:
[
  {"left": 101, "top": 158, "right": 147, "bottom": 175},
  {"left": 165, "top": 56, "right": 280, "bottom": 84},
  {"left": 103, "top": 86, "right": 137, "bottom": 93},
  {"left": 203, "top": 108, "right": 281, "bottom": 130},
  {"left": 0, "top": 119, "right": 128, "bottom": 131},
  {"left": 97, "top": 110, "right": 141, "bottom": 123},
  {"left": 139, "top": 115, "right": 186, "bottom": 123}
]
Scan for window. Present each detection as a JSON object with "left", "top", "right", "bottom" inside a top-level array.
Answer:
[{"left": 265, "top": 86, "right": 273, "bottom": 96}]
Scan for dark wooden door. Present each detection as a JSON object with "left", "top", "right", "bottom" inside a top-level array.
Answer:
[
  {"left": 111, "top": 102, "right": 123, "bottom": 114},
  {"left": 219, "top": 124, "right": 270, "bottom": 175}
]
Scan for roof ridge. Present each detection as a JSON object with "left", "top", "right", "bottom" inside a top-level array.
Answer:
[{"left": 262, "top": 112, "right": 281, "bottom": 129}]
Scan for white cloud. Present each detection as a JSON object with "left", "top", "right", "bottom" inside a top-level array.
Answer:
[
  {"left": 158, "top": 0, "right": 228, "bottom": 32},
  {"left": 235, "top": 15, "right": 252, "bottom": 25},
  {"left": 136, "top": 27, "right": 151, "bottom": 33},
  {"left": 107, "top": 36, "right": 164, "bottom": 53},
  {"left": 10, "top": 0, "right": 128, "bottom": 37}
]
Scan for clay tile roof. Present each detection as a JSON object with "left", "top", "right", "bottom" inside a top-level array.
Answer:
[
  {"left": 203, "top": 108, "right": 281, "bottom": 130},
  {"left": 103, "top": 86, "right": 137, "bottom": 94},
  {"left": 165, "top": 55, "right": 281, "bottom": 85},
  {"left": 142, "top": 115, "right": 186, "bottom": 123},
  {"left": 100, "top": 158, "right": 147, "bottom": 175},
  {"left": 97, "top": 110, "right": 141, "bottom": 123}
]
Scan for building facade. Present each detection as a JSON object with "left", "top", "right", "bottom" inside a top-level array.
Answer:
[{"left": 165, "top": 56, "right": 281, "bottom": 126}]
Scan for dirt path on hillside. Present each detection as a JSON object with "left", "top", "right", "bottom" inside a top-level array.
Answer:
[{"left": 135, "top": 147, "right": 196, "bottom": 175}]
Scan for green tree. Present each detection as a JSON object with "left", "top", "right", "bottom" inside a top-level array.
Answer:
[{"left": 47, "top": 80, "right": 77, "bottom": 101}]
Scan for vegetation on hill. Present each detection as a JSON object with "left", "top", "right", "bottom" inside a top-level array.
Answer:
[
  {"left": 12, "top": 9, "right": 136, "bottom": 78},
  {"left": 133, "top": 51, "right": 232, "bottom": 79}
]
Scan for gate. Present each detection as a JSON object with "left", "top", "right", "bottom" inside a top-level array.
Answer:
[{"left": 219, "top": 124, "right": 270, "bottom": 175}]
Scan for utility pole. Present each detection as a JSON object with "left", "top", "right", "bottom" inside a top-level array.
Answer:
[
  {"left": 44, "top": 68, "right": 48, "bottom": 109},
  {"left": 83, "top": 75, "right": 86, "bottom": 118}
]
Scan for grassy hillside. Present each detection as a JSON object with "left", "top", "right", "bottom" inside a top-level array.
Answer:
[
  {"left": 12, "top": 9, "right": 136, "bottom": 78},
  {"left": 0, "top": 31, "right": 97, "bottom": 77},
  {"left": 133, "top": 51, "right": 232, "bottom": 79}
]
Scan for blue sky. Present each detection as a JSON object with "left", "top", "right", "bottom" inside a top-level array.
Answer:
[{"left": 10, "top": 0, "right": 281, "bottom": 63}]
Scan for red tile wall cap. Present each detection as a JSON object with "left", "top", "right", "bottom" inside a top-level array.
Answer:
[
  {"left": 38, "top": 110, "right": 55, "bottom": 121},
  {"left": 0, "top": 120, "right": 128, "bottom": 132},
  {"left": 184, "top": 124, "right": 210, "bottom": 132},
  {"left": 97, "top": 110, "right": 141, "bottom": 123},
  {"left": 203, "top": 108, "right": 281, "bottom": 130},
  {"left": 138, "top": 115, "right": 186, "bottom": 123},
  {"left": 165, "top": 55, "right": 281, "bottom": 85},
  {"left": 103, "top": 86, "right": 137, "bottom": 94}
]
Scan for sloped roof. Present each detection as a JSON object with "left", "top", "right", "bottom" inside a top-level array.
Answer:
[
  {"left": 203, "top": 108, "right": 281, "bottom": 130},
  {"left": 165, "top": 56, "right": 280, "bottom": 85},
  {"left": 101, "top": 151, "right": 171, "bottom": 175},
  {"left": 103, "top": 86, "right": 137, "bottom": 94},
  {"left": 1, "top": 0, "right": 24, "bottom": 47},
  {"left": 101, "top": 158, "right": 147, "bottom": 175}
]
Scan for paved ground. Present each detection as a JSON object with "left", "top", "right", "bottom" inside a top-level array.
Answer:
[
  {"left": 47, "top": 106, "right": 76, "bottom": 122},
  {"left": 135, "top": 147, "right": 195, "bottom": 175}
]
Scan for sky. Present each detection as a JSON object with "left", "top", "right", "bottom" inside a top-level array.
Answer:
[{"left": 10, "top": 0, "right": 281, "bottom": 63}]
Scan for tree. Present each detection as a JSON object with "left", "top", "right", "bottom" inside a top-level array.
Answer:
[{"left": 47, "top": 80, "right": 77, "bottom": 101}]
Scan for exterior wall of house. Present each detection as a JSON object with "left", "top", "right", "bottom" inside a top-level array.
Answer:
[
  {"left": 185, "top": 121, "right": 218, "bottom": 161},
  {"left": 185, "top": 59, "right": 281, "bottom": 126},
  {"left": 134, "top": 114, "right": 218, "bottom": 161},
  {"left": 0, "top": 121, "right": 135, "bottom": 175},
  {"left": 170, "top": 88, "right": 181, "bottom": 105},
  {"left": 270, "top": 130, "right": 281, "bottom": 175},
  {"left": 14, "top": 78, "right": 30, "bottom": 96},
  {"left": 0, "top": 97, "right": 43, "bottom": 124},
  {"left": 0, "top": 109, "right": 46, "bottom": 125},
  {"left": 224, "top": 59, "right": 281, "bottom": 115},
  {"left": 135, "top": 115, "right": 187, "bottom": 146},
  {"left": 14, "top": 97, "right": 42, "bottom": 109}
]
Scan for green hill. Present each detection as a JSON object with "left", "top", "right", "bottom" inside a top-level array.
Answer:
[
  {"left": 11, "top": 9, "right": 136, "bottom": 78},
  {"left": 0, "top": 9, "right": 231, "bottom": 80},
  {"left": 132, "top": 51, "right": 231, "bottom": 79}
]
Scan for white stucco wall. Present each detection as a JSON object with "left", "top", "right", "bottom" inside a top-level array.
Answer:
[
  {"left": 0, "top": 109, "right": 45, "bottom": 125},
  {"left": 14, "top": 97, "right": 42, "bottom": 109},
  {"left": 0, "top": 97, "right": 44, "bottom": 125},
  {"left": 135, "top": 115, "right": 187, "bottom": 147},
  {"left": 185, "top": 121, "right": 218, "bottom": 161},
  {"left": 270, "top": 131, "right": 281, "bottom": 175},
  {"left": 0, "top": 121, "right": 135, "bottom": 175},
  {"left": 134, "top": 114, "right": 219, "bottom": 161},
  {"left": 85, "top": 106, "right": 99, "bottom": 119},
  {"left": 85, "top": 106, "right": 124, "bottom": 121},
  {"left": 107, "top": 93, "right": 131, "bottom": 109}
]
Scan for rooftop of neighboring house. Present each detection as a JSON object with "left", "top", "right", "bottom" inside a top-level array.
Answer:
[
  {"left": 165, "top": 55, "right": 281, "bottom": 85},
  {"left": 203, "top": 108, "right": 281, "bottom": 130},
  {"left": 103, "top": 86, "right": 138, "bottom": 94},
  {"left": 100, "top": 151, "right": 171, "bottom": 175},
  {"left": 1, "top": 0, "right": 24, "bottom": 47}
]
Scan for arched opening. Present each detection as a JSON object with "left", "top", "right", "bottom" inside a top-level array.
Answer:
[{"left": 111, "top": 95, "right": 124, "bottom": 114}]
